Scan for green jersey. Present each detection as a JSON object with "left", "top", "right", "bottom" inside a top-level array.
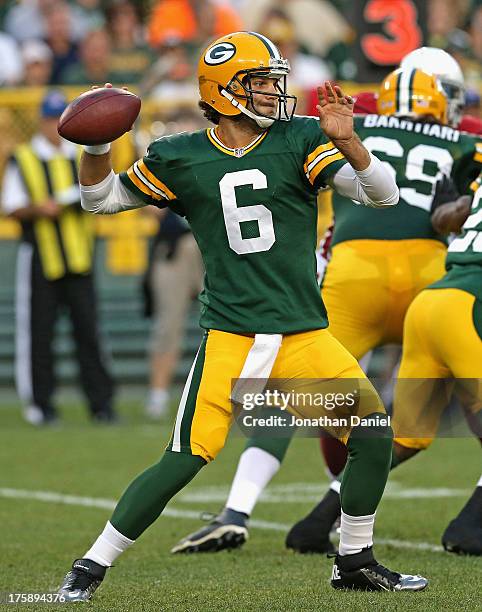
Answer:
[
  {"left": 120, "top": 116, "right": 346, "bottom": 334},
  {"left": 430, "top": 173, "right": 482, "bottom": 301},
  {"left": 332, "top": 115, "right": 482, "bottom": 246}
]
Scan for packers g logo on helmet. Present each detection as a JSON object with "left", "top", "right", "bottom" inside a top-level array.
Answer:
[
  {"left": 377, "top": 67, "right": 448, "bottom": 124},
  {"left": 198, "top": 31, "right": 297, "bottom": 128},
  {"left": 204, "top": 42, "right": 236, "bottom": 65}
]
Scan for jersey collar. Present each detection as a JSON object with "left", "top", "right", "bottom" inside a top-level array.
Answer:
[{"left": 206, "top": 127, "right": 268, "bottom": 158}]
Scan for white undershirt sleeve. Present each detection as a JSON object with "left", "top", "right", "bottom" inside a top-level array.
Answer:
[
  {"left": 80, "top": 171, "right": 151, "bottom": 214},
  {"left": 329, "top": 153, "right": 399, "bottom": 208}
]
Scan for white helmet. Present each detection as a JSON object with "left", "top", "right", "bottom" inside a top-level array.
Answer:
[{"left": 400, "top": 47, "right": 465, "bottom": 127}]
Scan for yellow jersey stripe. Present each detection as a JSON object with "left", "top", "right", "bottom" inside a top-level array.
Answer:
[
  {"left": 304, "top": 147, "right": 339, "bottom": 176},
  {"left": 308, "top": 151, "right": 345, "bottom": 185},
  {"left": 305, "top": 142, "right": 336, "bottom": 168},
  {"left": 470, "top": 178, "right": 481, "bottom": 193},
  {"left": 137, "top": 159, "right": 176, "bottom": 200},
  {"left": 127, "top": 165, "right": 162, "bottom": 200}
]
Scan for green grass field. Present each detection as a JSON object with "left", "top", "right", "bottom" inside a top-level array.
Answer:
[{"left": 1, "top": 398, "right": 481, "bottom": 611}]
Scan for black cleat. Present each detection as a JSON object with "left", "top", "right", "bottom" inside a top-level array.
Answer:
[
  {"left": 58, "top": 558, "right": 107, "bottom": 602},
  {"left": 171, "top": 508, "right": 248, "bottom": 553},
  {"left": 442, "top": 487, "right": 482, "bottom": 556},
  {"left": 331, "top": 547, "right": 428, "bottom": 592},
  {"left": 285, "top": 516, "right": 335, "bottom": 554},
  {"left": 285, "top": 488, "right": 340, "bottom": 554},
  {"left": 442, "top": 518, "right": 482, "bottom": 555}
]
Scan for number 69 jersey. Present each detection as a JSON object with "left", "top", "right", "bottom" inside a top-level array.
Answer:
[
  {"left": 120, "top": 116, "right": 346, "bottom": 334},
  {"left": 331, "top": 114, "right": 482, "bottom": 246}
]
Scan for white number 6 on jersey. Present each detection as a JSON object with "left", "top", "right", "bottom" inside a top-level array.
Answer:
[{"left": 220, "top": 169, "right": 275, "bottom": 255}]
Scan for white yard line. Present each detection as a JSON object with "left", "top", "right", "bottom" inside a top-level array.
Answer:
[
  {"left": 178, "top": 482, "right": 470, "bottom": 504},
  {"left": 0, "top": 487, "right": 443, "bottom": 553}
]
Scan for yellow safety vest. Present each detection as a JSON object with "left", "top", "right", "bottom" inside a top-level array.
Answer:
[{"left": 14, "top": 143, "right": 94, "bottom": 280}]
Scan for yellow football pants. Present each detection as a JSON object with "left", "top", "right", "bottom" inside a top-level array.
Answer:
[
  {"left": 322, "top": 239, "right": 447, "bottom": 359},
  {"left": 167, "top": 328, "right": 384, "bottom": 462},
  {"left": 393, "top": 288, "right": 482, "bottom": 449}
]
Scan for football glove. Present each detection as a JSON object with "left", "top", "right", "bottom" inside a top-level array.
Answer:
[{"left": 430, "top": 173, "right": 460, "bottom": 214}]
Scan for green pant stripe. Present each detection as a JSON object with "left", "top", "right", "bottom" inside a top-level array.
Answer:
[
  {"left": 180, "top": 334, "right": 207, "bottom": 449},
  {"left": 167, "top": 333, "right": 207, "bottom": 453}
]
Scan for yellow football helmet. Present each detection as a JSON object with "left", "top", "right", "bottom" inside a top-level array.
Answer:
[
  {"left": 198, "top": 31, "right": 297, "bottom": 128},
  {"left": 377, "top": 67, "right": 448, "bottom": 124}
]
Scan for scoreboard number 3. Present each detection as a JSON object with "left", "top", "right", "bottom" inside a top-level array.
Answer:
[{"left": 361, "top": 0, "right": 423, "bottom": 66}]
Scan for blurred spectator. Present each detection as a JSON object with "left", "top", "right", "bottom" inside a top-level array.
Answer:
[
  {"left": 106, "top": 1, "right": 153, "bottom": 85},
  {"left": 464, "top": 89, "right": 481, "bottom": 118},
  {"left": 4, "top": 0, "right": 55, "bottom": 43},
  {"left": 20, "top": 40, "right": 53, "bottom": 86},
  {"left": 147, "top": 0, "right": 242, "bottom": 50},
  {"left": 470, "top": 3, "right": 482, "bottom": 61},
  {"left": 4, "top": 0, "right": 102, "bottom": 43},
  {"left": 241, "top": 0, "right": 349, "bottom": 57},
  {"left": 70, "top": 0, "right": 106, "bottom": 39},
  {"left": 143, "top": 110, "right": 204, "bottom": 419},
  {"left": 144, "top": 208, "right": 204, "bottom": 419},
  {"left": 1, "top": 90, "right": 116, "bottom": 426},
  {"left": 140, "top": 38, "right": 196, "bottom": 101},
  {"left": 0, "top": 31, "right": 23, "bottom": 86},
  {"left": 260, "top": 8, "right": 331, "bottom": 112},
  {"left": 428, "top": 0, "right": 471, "bottom": 47},
  {"left": 445, "top": 27, "right": 473, "bottom": 64},
  {"left": 62, "top": 29, "right": 114, "bottom": 85},
  {"left": 0, "top": 0, "right": 16, "bottom": 29},
  {"left": 443, "top": 4, "right": 482, "bottom": 91},
  {"left": 44, "top": 1, "right": 80, "bottom": 84}
]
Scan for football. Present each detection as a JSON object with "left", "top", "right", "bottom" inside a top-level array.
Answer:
[{"left": 57, "top": 87, "right": 141, "bottom": 145}]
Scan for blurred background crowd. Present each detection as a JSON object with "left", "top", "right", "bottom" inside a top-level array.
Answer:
[
  {"left": 0, "top": 0, "right": 480, "bottom": 102},
  {"left": 0, "top": 0, "right": 481, "bottom": 422}
]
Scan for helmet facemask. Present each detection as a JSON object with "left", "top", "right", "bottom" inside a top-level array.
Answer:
[
  {"left": 220, "top": 59, "right": 297, "bottom": 128},
  {"left": 439, "top": 78, "right": 465, "bottom": 127}
]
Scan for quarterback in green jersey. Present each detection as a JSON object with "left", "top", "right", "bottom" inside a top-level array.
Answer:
[
  {"left": 57, "top": 32, "right": 429, "bottom": 600},
  {"left": 173, "top": 64, "right": 481, "bottom": 558}
]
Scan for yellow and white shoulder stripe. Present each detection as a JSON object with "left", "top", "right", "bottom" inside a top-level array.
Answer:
[
  {"left": 304, "top": 142, "right": 344, "bottom": 185},
  {"left": 470, "top": 175, "right": 482, "bottom": 193},
  {"left": 474, "top": 142, "right": 482, "bottom": 164},
  {"left": 127, "top": 159, "right": 176, "bottom": 201}
]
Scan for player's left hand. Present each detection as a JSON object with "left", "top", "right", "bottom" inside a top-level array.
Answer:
[
  {"left": 316, "top": 82, "right": 354, "bottom": 142},
  {"left": 430, "top": 173, "right": 460, "bottom": 213}
]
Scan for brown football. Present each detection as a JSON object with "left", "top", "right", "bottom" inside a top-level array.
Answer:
[{"left": 57, "top": 87, "right": 141, "bottom": 145}]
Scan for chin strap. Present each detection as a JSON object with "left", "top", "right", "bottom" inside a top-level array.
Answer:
[{"left": 220, "top": 88, "right": 274, "bottom": 128}]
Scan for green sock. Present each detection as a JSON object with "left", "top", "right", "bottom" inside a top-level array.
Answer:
[
  {"left": 340, "top": 414, "right": 393, "bottom": 516},
  {"left": 111, "top": 451, "right": 206, "bottom": 539}
]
